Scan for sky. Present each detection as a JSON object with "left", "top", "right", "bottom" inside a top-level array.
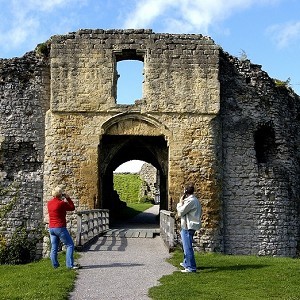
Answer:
[{"left": 1, "top": 0, "right": 300, "bottom": 172}]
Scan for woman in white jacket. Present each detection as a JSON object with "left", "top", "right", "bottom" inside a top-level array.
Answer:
[{"left": 176, "top": 184, "right": 202, "bottom": 273}]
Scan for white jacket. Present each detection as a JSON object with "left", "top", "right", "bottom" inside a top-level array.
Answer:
[{"left": 176, "top": 194, "right": 202, "bottom": 230}]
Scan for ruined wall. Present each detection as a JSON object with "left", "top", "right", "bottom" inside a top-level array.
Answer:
[
  {"left": 43, "top": 29, "right": 221, "bottom": 251},
  {"left": 139, "top": 162, "right": 160, "bottom": 202},
  {"left": 0, "top": 52, "right": 50, "bottom": 257},
  {"left": 219, "top": 51, "right": 300, "bottom": 256},
  {"left": 0, "top": 29, "right": 299, "bottom": 258}
]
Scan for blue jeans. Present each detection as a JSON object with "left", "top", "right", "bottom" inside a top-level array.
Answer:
[
  {"left": 181, "top": 228, "right": 197, "bottom": 272},
  {"left": 49, "top": 227, "right": 74, "bottom": 268}
]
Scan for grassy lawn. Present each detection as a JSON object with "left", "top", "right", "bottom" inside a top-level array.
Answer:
[
  {"left": 126, "top": 202, "right": 153, "bottom": 217},
  {"left": 0, "top": 253, "right": 76, "bottom": 300},
  {"left": 0, "top": 203, "right": 154, "bottom": 300},
  {"left": 1, "top": 244, "right": 300, "bottom": 299},
  {"left": 112, "top": 202, "right": 153, "bottom": 221},
  {"left": 149, "top": 250, "right": 300, "bottom": 300}
]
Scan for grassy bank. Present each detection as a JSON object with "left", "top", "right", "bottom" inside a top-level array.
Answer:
[
  {"left": 149, "top": 250, "right": 300, "bottom": 300},
  {"left": 0, "top": 253, "right": 76, "bottom": 300},
  {"left": 113, "top": 173, "right": 142, "bottom": 203}
]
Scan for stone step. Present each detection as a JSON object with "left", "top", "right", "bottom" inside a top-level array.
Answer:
[
  {"left": 103, "top": 228, "right": 160, "bottom": 238},
  {"left": 85, "top": 229, "right": 161, "bottom": 251}
]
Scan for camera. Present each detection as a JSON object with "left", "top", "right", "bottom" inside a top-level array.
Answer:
[{"left": 183, "top": 189, "right": 188, "bottom": 199}]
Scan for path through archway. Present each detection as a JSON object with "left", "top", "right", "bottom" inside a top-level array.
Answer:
[{"left": 98, "top": 135, "right": 169, "bottom": 222}]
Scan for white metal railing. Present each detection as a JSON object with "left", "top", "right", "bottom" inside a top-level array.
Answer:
[
  {"left": 160, "top": 210, "right": 176, "bottom": 251},
  {"left": 75, "top": 209, "right": 109, "bottom": 247}
]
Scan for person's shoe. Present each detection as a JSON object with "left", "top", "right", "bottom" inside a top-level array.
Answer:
[
  {"left": 181, "top": 268, "right": 196, "bottom": 273},
  {"left": 180, "top": 263, "right": 185, "bottom": 268},
  {"left": 70, "top": 264, "right": 81, "bottom": 270}
]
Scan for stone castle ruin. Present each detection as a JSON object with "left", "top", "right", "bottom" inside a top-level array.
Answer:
[
  {"left": 139, "top": 162, "right": 160, "bottom": 203},
  {"left": 0, "top": 29, "right": 299, "bottom": 258}
]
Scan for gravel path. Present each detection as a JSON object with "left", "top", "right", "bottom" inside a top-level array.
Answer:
[{"left": 69, "top": 206, "right": 177, "bottom": 300}]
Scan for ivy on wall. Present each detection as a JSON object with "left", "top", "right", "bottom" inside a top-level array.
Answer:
[{"left": 0, "top": 182, "right": 43, "bottom": 264}]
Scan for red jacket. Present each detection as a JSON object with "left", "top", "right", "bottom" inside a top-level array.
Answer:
[{"left": 48, "top": 197, "right": 75, "bottom": 228}]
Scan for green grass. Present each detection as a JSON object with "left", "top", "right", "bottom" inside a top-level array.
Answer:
[
  {"left": 113, "top": 202, "right": 153, "bottom": 221},
  {"left": 126, "top": 202, "right": 153, "bottom": 216},
  {"left": 113, "top": 173, "right": 143, "bottom": 203},
  {"left": 1, "top": 247, "right": 300, "bottom": 299},
  {"left": 0, "top": 253, "right": 76, "bottom": 300},
  {"left": 149, "top": 250, "right": 300, "bottom": 300}
]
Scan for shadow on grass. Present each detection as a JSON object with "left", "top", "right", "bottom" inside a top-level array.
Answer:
[
  {"left": 110, "top": 206, "right": 141, "bottom": 223},
  {"left": 199, "top": 264, "right": 269, "bottom": 272}
]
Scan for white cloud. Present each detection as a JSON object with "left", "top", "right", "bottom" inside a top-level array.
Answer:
[
  {"left": 0, "top": 0, "right": 86, "bottom": 57},
  {"left": 32, "top": 0, "right": 70, "bottom": 11},
  {"left": 123, "top": 0, "right": 280, "bottom": 33},
  {"left": 0, "top": 3, "right": 40, "bottom": 55},
  {"left": 114, "top": 160, "right": 145, "bottom": 173},
  {"left": 17, "top": 0, "right": 73, "bottom": 12},
  {"left": 267, "top": 21, "right": 300, "bottom": 49},
  {"left": 122, "top": 0, "right": 174, "bottom": 29}
]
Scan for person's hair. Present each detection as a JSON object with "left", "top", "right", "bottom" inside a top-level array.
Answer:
[
  {"left": 185, "top": 184, "right": 194, "bottom": 195},
  {"left": 51, "top": 186, "right": 63, "bottom": 197}
]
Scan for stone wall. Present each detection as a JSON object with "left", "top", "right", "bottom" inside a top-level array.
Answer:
[
  {"left": 0, "top": 51, "right": 50, "bottom": 257},
  {"left": 0, "top": 29, "right": 299, "bottom": 258},
  {"left": 139, "top": 162, "right": 160, "bottom": 202},
  {"left": 42, "top": 29, "right": 221, "bottom": 251},
  {"left": 219, "top": 52, "right": 300, "bottom": 256}
]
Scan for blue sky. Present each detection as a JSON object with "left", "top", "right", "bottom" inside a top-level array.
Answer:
[{"left": 1, "top": 0, "right": 299, "bottom": 172}]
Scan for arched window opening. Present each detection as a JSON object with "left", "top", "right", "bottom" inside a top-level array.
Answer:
[
  {"left": 254, "top": 125, "right": 276, "bottom": 164},
  {"left": 114, "top": 160, "right": 144, "bottom": 173},
  {"left": 113, "top": 160, "right": 160, "bottom": 205}
]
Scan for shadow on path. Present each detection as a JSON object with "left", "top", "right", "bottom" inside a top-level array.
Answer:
[
  {"left": 69, "top": 204, "right": 177, "bottom": 300},
  {"left": 111, "top": 204, "right": 160, "bottom": 229}
]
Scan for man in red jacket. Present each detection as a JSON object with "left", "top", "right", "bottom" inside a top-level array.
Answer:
[{"left": 47, "top": 185, "right": 78, "bottom": 269}]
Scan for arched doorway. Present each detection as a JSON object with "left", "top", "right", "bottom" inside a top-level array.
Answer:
[
  {"left": 98, "top": 134, "right": 168, "bottom": 213},
  {"left": 97, "top": 113, "right": 170, "bottom": 215}
]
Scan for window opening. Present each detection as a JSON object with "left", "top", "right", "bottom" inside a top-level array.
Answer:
[
  {"left": 116, "top": 60, "right": 143, "bottom": 104},
  {"left": 114, "top": 49, "right": 145, "bottom": 105},
  {"left": 113, "top": 160, "right": 160, "bottom": 205},
  {"left": 254, "top": 125, "right": 276, "bottom": 164}
]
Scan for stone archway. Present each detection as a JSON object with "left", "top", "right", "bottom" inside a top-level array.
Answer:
[{"left": 98, "top": 113, "right": 170, "bottom": 212}]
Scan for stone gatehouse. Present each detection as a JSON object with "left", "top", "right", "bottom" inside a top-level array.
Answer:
[{"left": 0, "top": 29, "right": 299, "bottom": 257}]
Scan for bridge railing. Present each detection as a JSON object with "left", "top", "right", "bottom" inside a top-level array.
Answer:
[
  {"left": 75, "top": 209, "right": 109, "bottom": 248},
  {"left": 160, "top": 210, "right": 176, "bottom": 251}
]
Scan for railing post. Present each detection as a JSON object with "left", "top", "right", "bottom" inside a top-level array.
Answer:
[
  {"left": 76, "top": 213, "right": 82, "bottom": 247},
  {"left": 75, "top": 209, "right": 110, "bottom": 249},
  {"left": 160, "top": 210, "right": 176, "bottom": 251}
]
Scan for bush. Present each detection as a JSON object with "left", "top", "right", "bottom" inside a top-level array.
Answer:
[
  {"left": 36, "top": 42, "right": 50, "bottom": 57},
  {"left": 140, "top": 196, "right": 154, "bottom": 204},
  {"left": 0, "top": 227, "right": 40, "bottom": 264}
]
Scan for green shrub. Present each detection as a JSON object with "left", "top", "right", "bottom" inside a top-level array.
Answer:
[
  {"left": 0, "top": 182, "right": 42, "bottom": 265},
  {"left": 140, "top": 195, "right": 154, "bottom": 204},
  {"left": 0, "top": 227, "right": 40, "bottom": 264},
  {"left": 274, "top": 77, "right": 291, "bottom": 89},
  {"left": 36, "top": 42, "right": 50, "bottom": 57}
]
